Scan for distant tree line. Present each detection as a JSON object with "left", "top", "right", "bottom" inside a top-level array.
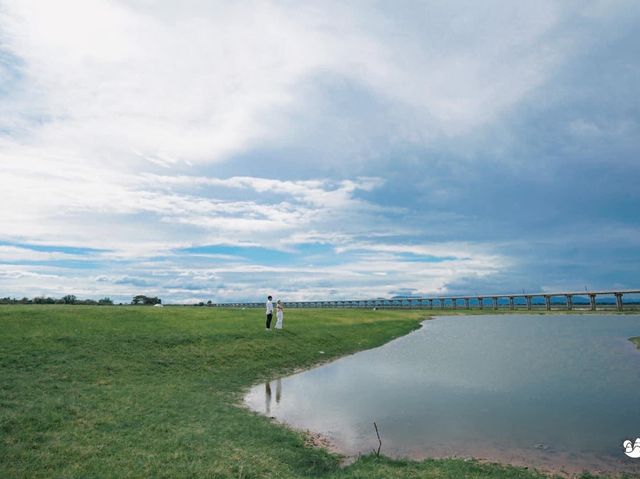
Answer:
[
  {"left": 0, "top": 295, "right": 164, "bottom": 305},
  {"left": 192, "top": 300, "right": 213, "bottom": 307},
  {"left": 0, "top": 295, "right": 114, "bottom": 305}
]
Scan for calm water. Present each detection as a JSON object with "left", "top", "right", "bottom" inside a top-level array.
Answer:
[{"left": 245, "top": 315, "right": 640, "bottom": 474}]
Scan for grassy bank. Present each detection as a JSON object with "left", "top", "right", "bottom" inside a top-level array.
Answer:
[
  {"left": 630, "top": 336, "right": 640, "bottom": 350},
  {"left": 1, "top": 305, "right": 600, "bottom": 478}
]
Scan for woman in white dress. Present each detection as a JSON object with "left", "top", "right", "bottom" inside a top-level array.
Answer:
[{"left": 275, "top": 300, "right": 284, "bottom": 330}]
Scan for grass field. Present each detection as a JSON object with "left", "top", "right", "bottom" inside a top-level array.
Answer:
[{"left": 0, "top": 305, "right": 614, "bottom": 478}]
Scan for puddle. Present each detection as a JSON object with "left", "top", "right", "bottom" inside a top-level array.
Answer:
[{"left": 246, "top": 315, "right": 640, "bottom": 475}]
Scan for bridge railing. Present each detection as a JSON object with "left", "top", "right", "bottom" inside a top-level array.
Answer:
[{"left": 209, "top": 289, "right": 640, "bottom": 312}]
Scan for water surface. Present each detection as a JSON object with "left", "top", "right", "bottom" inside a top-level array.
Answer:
[{"left": 245, "top": 315, "right": 640, "bottom": 474}]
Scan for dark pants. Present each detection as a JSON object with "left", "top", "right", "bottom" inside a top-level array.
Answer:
[{"left": 266, "top": 313, "right": 273, "bottom": 329}]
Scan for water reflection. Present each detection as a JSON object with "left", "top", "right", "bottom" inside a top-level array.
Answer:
[
  {"left": 276, "top": 377, "right": 282, "bottom": 403},
  {"left": 263, "top": 378, "right": 283, "bottom": 415},
  {"left": 265, "top": 382, "right": 271, "bottom": 415},
  {"left": 245, "top": 315, "right": 640, "bottom": 475}
]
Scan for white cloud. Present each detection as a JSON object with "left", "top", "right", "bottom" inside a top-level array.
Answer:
[
  {"left": 0, "top": 145, "right": 388, "bottom": 253},
  {"left": 1, "top": 0, "right": 613, "bottom": 300},
  {"left": 1, "top": 0, "right": 584, "bottom": 169},
  {"left": 0, "top": 246, "right": 87, "bottom": 262}
]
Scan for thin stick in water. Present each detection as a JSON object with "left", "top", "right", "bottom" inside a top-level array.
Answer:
[{"left": 373, "top": 421, "right": 382, "bottom": 457}]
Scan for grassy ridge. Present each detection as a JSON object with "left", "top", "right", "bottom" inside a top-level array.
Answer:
[{"left": 1, "top": 305, "right": 586, "bottom": 478}]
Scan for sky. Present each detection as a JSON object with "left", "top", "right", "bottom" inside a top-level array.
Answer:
[{"left": 0, "top": 0, "right": 639, "bottom": 304}]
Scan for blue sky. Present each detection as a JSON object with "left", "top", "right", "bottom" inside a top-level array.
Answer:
[{"left": 0, "top": 0, "right": 638, "bottom": 303}]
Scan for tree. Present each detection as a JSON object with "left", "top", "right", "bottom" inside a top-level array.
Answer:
[
  {"left": 132, "top": 295, "right": 161, "bottom": 305},
  {"left": 98, "top": 297, "right": 113, "bottom": 305},
  {"left": 62, "top": 295, "right": 77, "bottom": 304}
]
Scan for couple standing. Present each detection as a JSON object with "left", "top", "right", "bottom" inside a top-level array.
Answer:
[{"left": 265, "top": 295, "right": 284, "bottom": 330}]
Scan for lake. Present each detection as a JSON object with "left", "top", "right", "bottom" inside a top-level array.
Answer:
[{"left": 245, "top": 314, "right": 640, "bottom": 474}]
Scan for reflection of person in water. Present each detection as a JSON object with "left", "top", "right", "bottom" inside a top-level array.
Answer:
[
  {"left": 265, "top": 382, "right": 272, "bottom": 414},
  {"left": 265, "top": 379, "right": 282, "bottom": 413}
]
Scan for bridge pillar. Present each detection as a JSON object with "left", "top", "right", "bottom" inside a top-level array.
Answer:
[
  {"left": 508, "top": 297, "right": 514, "bottom": 310},
  {"left": 615, "top": 293, "right": 623, "bottom": 311},
  {"left": 544, "top": 295, "right": 551, "bottom": 311},
  {"left": 526, "top": 296, "right": 532, "bottom": 310},
  {"left": 565, "top": 295, "right": 573, "bottom": 311},
  {"left": 464, "top": 298, "right": 470, "bottom": 309},
  {"left": 451, "top": 298, "right": 457, "bottom": 309},
  {"left": 492, "top": 297, "right": 499, "bottom": 310},
  {"left": 477, "top": 297, "right": 484, "bottom": 310},
  {"left": 589, "top": 294, "right": 596, "bottom": 311},
  {"left": 428, "top": 299, "right": 433, "bottom": 309},
  {"left": 440, "top": 298, "right": 445, "bottom": 309}
]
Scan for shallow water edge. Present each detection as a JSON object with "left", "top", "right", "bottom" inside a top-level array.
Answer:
[{"left": 244, "top": 314, "right": 640, "bottom": 476}]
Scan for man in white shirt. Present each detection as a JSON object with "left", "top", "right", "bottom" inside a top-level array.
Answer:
[{"left": 265, "top": 295, "right": 274, "bottom": 330}]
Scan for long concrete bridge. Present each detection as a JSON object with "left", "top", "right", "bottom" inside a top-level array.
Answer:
[{"left": 210, "top": 289, "right": 640, "bottom": 312}]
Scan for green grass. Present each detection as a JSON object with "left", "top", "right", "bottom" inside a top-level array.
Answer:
[
  {"left": 630, "top": 337, "right": 640, "bottom": 350},
  {"left": 0, "top": 305, "right": 608, "bottom": 478}
]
